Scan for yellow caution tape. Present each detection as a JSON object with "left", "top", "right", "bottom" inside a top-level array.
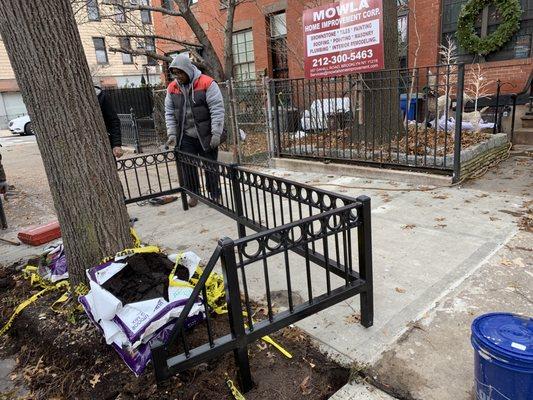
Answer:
[
  {"left": 101, "top": 245, "right": 160, "bottom": 263},
  {"left": 225, "top": 374, "right": 246, "bottom": 400},
  {"left": 130, "top": 228, "right": 141, "bottom": 248},
  {"left": 242, "top": 311, "right": 292, "bottom": 359}
]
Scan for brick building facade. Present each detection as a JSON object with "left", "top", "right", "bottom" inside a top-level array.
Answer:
[
  {"left": 408, "top": 0, "right": 532, "bottom": 94},
  {"left": 154, "top": 0, "right": 531, "bottom": 96}
]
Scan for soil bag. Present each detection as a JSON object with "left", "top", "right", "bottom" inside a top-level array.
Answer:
[{"left": 79, "top": 248, "right": 205, "bottom": 375}]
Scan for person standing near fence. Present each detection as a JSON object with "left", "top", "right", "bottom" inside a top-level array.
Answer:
[
  {"left": 95, "top": 86, "right": 124, "bottom": 159},
  {"left": 0, "top": 151, "right": 7, "bottom": 195},
  {"left": 164, "top": 54, "right": 225, "bottom": 208}
]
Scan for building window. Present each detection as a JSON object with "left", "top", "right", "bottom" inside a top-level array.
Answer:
[
  {"left": 397, "top": 0, "right": 408, "bottom": 68},
  {"left": 441, "top": 0, "right": 533, "bottom": 62},
  {"left": 145, "top": 37, "right": 157, "bottom": 65},
  {"left": 233, "top": 30, "right": 255, "bottom": 81},
  {"left": 115, "top": 3, "right": 126, "bottom": 23},
  {"left": 140, "top": 0, "right": 151, "bottom": 24},
  {"left": 93, "top": 37, "right": 108, "bottom": 64},
  {"left": 269, "top": 13, "right": 288, "bottom": 79},
  {"left": 87, "top": 0, "right": 100, "bottom": 21},
  {"left": 161, "top": 0, "right": 173, "bottom": 9},
  {"left": 120, "top": 38, "right": 133, "bottom": 64}
]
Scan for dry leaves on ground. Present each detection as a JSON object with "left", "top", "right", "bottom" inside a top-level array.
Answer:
[
  {"left": 344, "top": 313, "right": 361, "bottom": 324},
  {"left": 435, "top": 217, "right": 446, "bottom": 222},
  {"left": 300, "top": 376, "right": 313, "bottom": 395},
  {"left": 434, "top": 224, "right": 447, "bottom": 229},
  {"left": 402, "top": 224, "right": 416, "bottom": 230},
  {"left": 395, "top": 287, "right": 406, "bottom": 294},
  {"left": 432, "top": 194, "right": 449, "bottom": 200},
  {"left": 90, "top": 374, "right": 101, "bottom": 388}
]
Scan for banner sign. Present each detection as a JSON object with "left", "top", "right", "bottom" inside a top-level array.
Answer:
[{"left": 303, "top": 0, "right": 385, "bottom": 78}]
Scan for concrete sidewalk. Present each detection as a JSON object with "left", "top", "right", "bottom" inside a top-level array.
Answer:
[{"left": 129, "top": 154, "right": 529, "bottom": 375}]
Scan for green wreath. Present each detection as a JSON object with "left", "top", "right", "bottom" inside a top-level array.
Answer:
[{"left": 456, "top": 0, "right": 522, "bottom": 55}]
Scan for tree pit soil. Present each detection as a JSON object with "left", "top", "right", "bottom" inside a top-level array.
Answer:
[
  {"left": 0, "top": 264, "right": 350, "bottom": 400},
  {"left": 102, "top": 252, "right": 190, "bottom": 304}
]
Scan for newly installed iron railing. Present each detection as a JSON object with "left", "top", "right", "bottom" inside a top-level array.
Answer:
[{"left": 116, "top": 151, "right": 373, "bottom": 392}]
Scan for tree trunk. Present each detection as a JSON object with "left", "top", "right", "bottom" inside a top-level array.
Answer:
[
  {"left": 223, "top": 0, "right": 237, "bottom": 79},
  {"left": 362, "top": 0, "right": 401, "bottom": 148},
  {"left": 175, "top": 0, "right": 226, "bottom": 81},
  {"left": 0, "top": 0, "right": 132, "bottom": 286}
]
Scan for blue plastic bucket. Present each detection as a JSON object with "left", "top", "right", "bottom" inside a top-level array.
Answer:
[{"left": 471, "top": 313, "right": 532, "bottom": 400}]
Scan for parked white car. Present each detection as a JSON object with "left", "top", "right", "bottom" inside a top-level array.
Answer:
[{"left": 8, "top": 115, "right": 33, "bottom": 135}]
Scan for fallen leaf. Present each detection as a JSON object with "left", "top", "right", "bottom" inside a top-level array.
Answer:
[
  {"left": 434, "top": 224, "right": 447, "bottom": 229},
  {"left": 476, "top": 193, "right": 489, "bottom": 198},
  {"left": 344, "top": 313, "right": 361, "bottom": 324},
  {"left": 199, "top": 228, "right": 209, "bottom": 234},
  {"left": 433, "top": 194, "right": 449, "bottom": 200},
  {"left": 299, "top": 376, "right": 313, "bottom": 395},
  {"left": 500, "top": 258, "right": 513, "bottom": 267},
  {"left": 489, "top": 217, "right": 500, "bottom": 221},
  {"left": 256, "top": 342, "right": 268, "bottom": 351},
  {"left": 435, "top": 217, "right": 446, "bottom": 222},
  {"left": 395, "top": 287, "right": 406, "bottom": 294},
  {"left": 402, "top": 224, "right": 416, "bottom": 230},
  {"left": 90, "top": 374, "right": 101, "bottom": 388},
  {"left": 303, "top": 357, "right": 316, "bottom": 369}
]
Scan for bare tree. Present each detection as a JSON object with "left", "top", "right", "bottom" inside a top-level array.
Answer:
[{"left": 0, "top": 0, "right": 133, "bottom": 286}]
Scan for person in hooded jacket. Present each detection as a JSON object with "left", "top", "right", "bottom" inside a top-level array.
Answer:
[
  {"left": 0, "top": 151, "right": 7, "bottom": 195},
  {"left": 164, "top": 54, "right": 225, "bottom": 207},
  {"left": 95, "top": 86, "right": 124, "bottom": 158}
]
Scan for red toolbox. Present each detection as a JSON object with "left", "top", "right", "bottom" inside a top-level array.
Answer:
[{"left": 18, "top": 221, "right": 62, "bottom": 246}]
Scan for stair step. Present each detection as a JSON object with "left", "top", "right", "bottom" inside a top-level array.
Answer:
[{"left": 514, "top": 129, "right": 533, "bottom": 145}]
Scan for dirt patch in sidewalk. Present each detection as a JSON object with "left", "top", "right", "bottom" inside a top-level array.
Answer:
[{"left": 0, "top": 264, "right": 349, "bottom": 400}]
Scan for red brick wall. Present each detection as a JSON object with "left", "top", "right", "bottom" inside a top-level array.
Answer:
[
  {"left": 409, "top": 0, "right": 532, "bottom": 95},
  {"left": 153, "top": 0, "right": 331, "bottom": 80}
]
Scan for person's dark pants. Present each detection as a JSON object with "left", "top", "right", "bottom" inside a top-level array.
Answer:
[{"left": 179, "top": 135, "right": 221, "bottom": 200}]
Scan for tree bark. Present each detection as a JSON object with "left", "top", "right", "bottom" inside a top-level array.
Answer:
[
  {"left": 0, "top": 0, "right": 132, "bottom": 286},
  {"left": 362, "top": 0, "right": 401, "bottom": 147},
  {"left": 223, "top": 0, "right": 237, "bottom": 79}
]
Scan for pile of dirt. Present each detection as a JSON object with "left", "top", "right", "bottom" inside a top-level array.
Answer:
[
  {"left": 0, "top": 265, "right": 350, "bottom": 400},
  {"left": 102, "top": 252, "right": 189, "bottom": 303}
]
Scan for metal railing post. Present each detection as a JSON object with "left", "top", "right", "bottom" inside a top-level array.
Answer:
[
  {"left": 229, "top": 164, "right": 246, "bottom": 239},
  {"left": 270, "top": 80, "right": 281, "bottom": 157},
  {"left": 493, "top": 80, "right": 501, "bottom": 135},
  {"left": 264, "top": 76, "right": 275, "bottom": 158},
  {"left": 220, "top": 237, "right": 254, "bottom": 393},
  {"left": 510, "top": 94, "right": 517, "bottom": 144},
  {"left": 131, "top": 107, "right": 143, "bottom": 154},
  {"left": 453, "top": 64, "right": 465, "bottom": 183},
  {"left": 0, "top": 197, "right": 7, "bottom": 230},
  {"left": 356, "top": 196, "right": 373, "bottom": 328},
  {"left": 175, "top": 151, "right": 189, "bottom": 211}
]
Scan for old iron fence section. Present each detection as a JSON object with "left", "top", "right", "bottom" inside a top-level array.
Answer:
[
  {"left": 116, "top": 151, "right": 373, "bottom": 392},
  {"left": 272, "top": 65, "right": 466, "bottom": 177},
  {"left": 117, "top": 151, "right": 180, "bottom": 204},
  {"left": 118, "top": 112, "right": 161, "bottom": 153}
]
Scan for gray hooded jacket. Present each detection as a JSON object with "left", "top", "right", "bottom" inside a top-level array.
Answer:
[{"left": 165, "top": 54, "right": 225, "bottom": 151}]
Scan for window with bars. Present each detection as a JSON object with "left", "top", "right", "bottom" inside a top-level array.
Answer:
[
  {"left": 233, "top": 30, "right": 256, "bottom": 81},
  {"left": 140, "top": 0, "right": 151, "bottom": 24},
  {"left": 120, "top": 38, "right": 133, "bottom": 64},
  {"left": 441, "top": 0, "right": 533, "bottom": 62},
  {"left": 93, "top": 37, "right": 108, "bottom": 64},
  {"left": 87, "top": 0, "right": 100, "bottom": 21},
  {"left": 145, "top": 37, "right": 158, "bottom": 65},
  {"left": 115, "top": 3, "right": 126, "bottom": 23},
  {"left": 161, "top": 0, "right": 173, "bottom": 9},
  {"left": 269, "top": 13, "right": 288, "bottom": 79}
]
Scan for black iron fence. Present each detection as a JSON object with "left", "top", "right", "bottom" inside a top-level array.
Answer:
[
  {"left": 271, "top": 65, "right": 466, "bottom": 178},
  {"left": 116, "top": 151, "right": 373, "bottom": 392},
  {"left": 118, "top": 111, "right": 161, "bottom": 153},
  {"left": 103, "top": 87, "right": 154, "bottom": 117}
]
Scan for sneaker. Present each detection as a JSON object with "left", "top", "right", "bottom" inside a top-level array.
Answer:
[{"left": 188, "top": 197, "right": 199, "bottom": 208}]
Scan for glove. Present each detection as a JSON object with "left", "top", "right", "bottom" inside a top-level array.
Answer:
[
  {"left": 165, "top": 135, "right": 177, "bottom": 150},
  {"left": 0, "top": 181, "right": 8, "bottom": 195},
  {"left": 210, "top": 134, "right": 221, "bottom": 149}
]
